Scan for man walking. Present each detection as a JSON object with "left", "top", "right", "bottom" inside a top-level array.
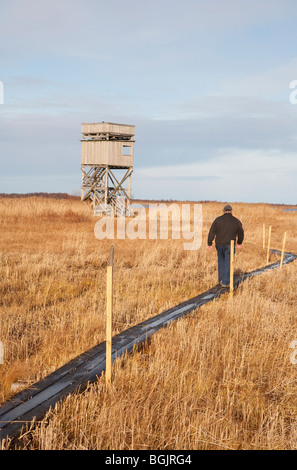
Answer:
[{"left": 207, "top": 205, "right": 244, "bottom": 287}]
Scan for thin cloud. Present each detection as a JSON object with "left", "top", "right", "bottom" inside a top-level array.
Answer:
[{"left": 133, "top": 148, "right": 297, "bottom": 203}]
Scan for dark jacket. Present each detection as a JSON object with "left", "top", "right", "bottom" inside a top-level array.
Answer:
[{"left": 208, "top": 213, "right": 244, "bottom": 247}]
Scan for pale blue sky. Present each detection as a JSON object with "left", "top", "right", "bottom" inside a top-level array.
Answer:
[{"left": 0, "top": 0, "right": 297, "bottom": 203}]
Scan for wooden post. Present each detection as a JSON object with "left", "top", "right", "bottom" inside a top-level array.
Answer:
[
  {"left": 280, "top": 232, "right": 287, "bottom": 269},
  {"left": 230, "top": 240, "right": 234, "bottom": 298},
  {"left": 267, "top": 226, "right": 272, "bottom": 263},
  {"left": 263, "top": 223, "right": 265, "bottom": 249},
  {"left": 106, "top": 245, "right": 114, "bottom": 384},
  {"left": 0, "top": 341, "right": 3, "bottom": 365}
]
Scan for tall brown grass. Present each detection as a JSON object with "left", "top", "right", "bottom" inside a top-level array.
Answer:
[{"left": 0, "top": 197, "right": 296, "bottom": 449}]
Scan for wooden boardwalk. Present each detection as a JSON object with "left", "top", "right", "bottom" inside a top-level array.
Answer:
[{"left": 0, "top": 250, "right": 296, "bottom": 442}]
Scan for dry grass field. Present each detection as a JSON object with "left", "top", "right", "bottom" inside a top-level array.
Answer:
[{"left": 0, "top": 196, "right": 297, "bottom": 450}]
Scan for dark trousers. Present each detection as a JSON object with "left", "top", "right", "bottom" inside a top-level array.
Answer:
[{"left": 216, "top": 245, "right": 234, "bottom": 285}]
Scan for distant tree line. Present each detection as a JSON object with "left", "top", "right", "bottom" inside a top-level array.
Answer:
[{"left": 0, "top": 192, "right": 80, "bottom": 200}]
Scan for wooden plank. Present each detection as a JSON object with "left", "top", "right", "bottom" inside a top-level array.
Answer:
[{"left": 82, "top": 122, "right": 135, "bottom": 137}]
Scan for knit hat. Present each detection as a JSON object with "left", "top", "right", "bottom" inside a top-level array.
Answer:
[{"left": 223, "top": 205, "right": 232, "bottom": 212}]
